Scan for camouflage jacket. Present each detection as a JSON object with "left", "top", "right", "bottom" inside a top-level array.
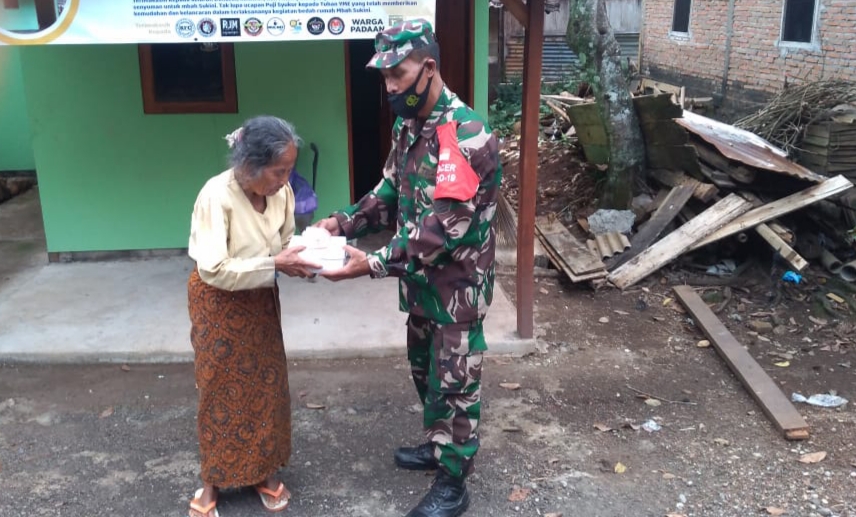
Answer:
[{"left": 333, "top": 86, "right": 502, "bottom": 324}]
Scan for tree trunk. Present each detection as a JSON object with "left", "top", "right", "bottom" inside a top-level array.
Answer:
[{"left": 566, "top": 0, "right": 646, "bottom": 209}]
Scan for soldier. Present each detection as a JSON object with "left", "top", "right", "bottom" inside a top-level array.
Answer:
[{"left": 315, "top": 18, "right": 501, "bottom": 517}]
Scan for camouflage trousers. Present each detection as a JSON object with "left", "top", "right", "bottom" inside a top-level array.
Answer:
[{"left": 407, "top": 315, "right": 486, "bottom": 479}]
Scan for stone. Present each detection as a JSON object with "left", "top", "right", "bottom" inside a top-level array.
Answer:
[{"left": 587, "top": 209, "right": 636, "bottom": 235}]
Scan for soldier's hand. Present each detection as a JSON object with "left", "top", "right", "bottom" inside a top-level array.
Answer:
[
  {"left": 320, "top": 245, "right": 370, "bottom": 281},
  {"left": 274, "top": 246, "right": 321, "bottom": 278},
  {"left": 312, "top": 217, "right": 341, "bottom": 236}
]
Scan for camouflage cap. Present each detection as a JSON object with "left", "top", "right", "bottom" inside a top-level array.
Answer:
[{"left": 366, "top": 18, "right": 437, "bottom": 69}]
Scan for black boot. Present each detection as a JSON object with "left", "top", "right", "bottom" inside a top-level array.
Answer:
[
  {"left": 405, "top": 470, "right": 470, "bottom": 517},
  {"left": 394, "top": 442, "right": 439, "bottom": 470}
]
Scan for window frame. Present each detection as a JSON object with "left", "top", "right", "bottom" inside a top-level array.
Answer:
[
  {"left": 778, "top": 0, "right": 820, "bottom": 49},
  {"left": 669, "top": 0, "right": 692, "bottom": 40},
  {"left": 137, "top": 43, "right": 238, "bottom": 115}
]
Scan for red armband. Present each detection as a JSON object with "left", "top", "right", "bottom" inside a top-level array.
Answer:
[{"left": 434, "top": 121, "right": 480, "bottom": 202}]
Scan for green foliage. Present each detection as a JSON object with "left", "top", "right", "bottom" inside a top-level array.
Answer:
[{"left": 489, "top": 74, "right": 586, "bottom": 137}]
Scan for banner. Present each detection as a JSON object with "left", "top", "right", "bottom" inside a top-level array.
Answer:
[{"left": 0, "top": 0, "right": 435, "bottom": 45}]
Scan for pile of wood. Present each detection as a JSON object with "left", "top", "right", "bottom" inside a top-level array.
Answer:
[
  {"left": 542, "top": 94, "right": 855, "bottom": 289},
  {"left": 799, "top": 106, "right": 856, "bottom": 179},
  {"left": 734, "top": 80, "right": 856, "bottom": 157}
]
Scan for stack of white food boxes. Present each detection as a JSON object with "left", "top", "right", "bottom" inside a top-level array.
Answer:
[{"left": 288, "top": 226, "right": 347, "bottom": 273}]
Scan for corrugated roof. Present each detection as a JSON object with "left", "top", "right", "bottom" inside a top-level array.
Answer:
[
  {"left": 676, "top": 111, "right": 827, "bottom": 183},
  {"left": 587, "top": 232, "right": 631, "bottom": 259}
]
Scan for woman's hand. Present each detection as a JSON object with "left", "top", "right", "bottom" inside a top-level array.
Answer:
[
  {"left": 274, "top": 246, "right": 322, "bottom": 278},
  {"left": 320, "top": 245, "right": 371, "bottom": 281},
  {"left": 313, "top": 217, "right": 341, "bottom": 236}
]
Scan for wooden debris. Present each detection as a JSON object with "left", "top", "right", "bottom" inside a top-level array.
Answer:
[
  {"left": 693, "top": 140, "right": 757, "bottom": 184},
  {"left": 536, "top": 216, "right": 605, "bottom": 274},
  {"left": 608, "top": 194, "right": 753, "bottom": 289},
  {"left": 688, "top": 175, "right": 854, "bottom": 252},
  {"left": 607, "top": 184, "right": 694, "bottom": 270},
  {"left": 674, "top": 286, "right": 810, "bottom": 440},
  {"left": 649, "top": 169, "right": 719, "bottom": 203},
  {"left": 536, "top": 216, "right": 607, "bottom": 283},
  {"left": 754, "top": 223, "right": 808, "bottom": 271}
]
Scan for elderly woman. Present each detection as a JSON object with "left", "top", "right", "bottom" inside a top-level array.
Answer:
[{"left": 186, "top": 116, "right": 320, "bottom": 517}]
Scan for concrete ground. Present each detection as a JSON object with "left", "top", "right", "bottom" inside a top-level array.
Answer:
[{"left": 0, "top": 188, "right": 533, "bottom": 362}]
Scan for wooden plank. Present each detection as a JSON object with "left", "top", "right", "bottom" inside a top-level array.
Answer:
[
  {"left": 566, "top": 102, "right": 603, "bottom": 126},
  {"left": 536, "top": 216, "right": 605, "bottom": 274},
  {"left": 689, "top": 175, "right": 854, "bottom": 251},
  {"left": 608, "top": 194, "right": 752, "bottom": 289},
  {"left": 537, "top": 233, "right": 608, "bottom": 283},
  {"left": 693, "top": 140, "right": 756, "bottom": 183},
  {"left": 649, "top": 168, "right": 718, "bottom": 202},
  {"left": 699, "top": 163, "right": 738, "bottom": 189},
  {"left": 640, "top": 120, "right": 690, "bottom": 146},
  {"left": 639, "top": 78, "right": 682, "bottom": 96},
  {"left": 607, "top": 184, "right": 694, "bottom": 270},
  {"left": 514, "top": 0, "right": 545, "bottom": 339},
  {"left": 633, "top": 93, "right": 683, "bottom": 123},
  {"left": 754, "top": 223, "right": 808, "bottom": 271},
  {"left": 574, "top": 124, "right": 608, "bottom": 146},
  {"left": 646, "top": 147, "right": 702, "bottom": 175},
  {"left": 499, "top": 0, "right": 528, "bottom": 26},
  {"left": 673, "top": 285, "right": 811, "bottom": 440}
]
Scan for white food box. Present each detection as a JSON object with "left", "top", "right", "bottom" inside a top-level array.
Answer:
[{"left": 288, "top": 228, "right": 347, "bottom": 273}]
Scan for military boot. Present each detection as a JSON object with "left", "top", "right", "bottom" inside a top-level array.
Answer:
[
  {"left": 394, "top": 442, "right": 439, "bottom": 470},
  {"left": 405, "top": 470, "right": 469, "bottom": 517}
]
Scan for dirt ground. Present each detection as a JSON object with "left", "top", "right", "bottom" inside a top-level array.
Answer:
[{"left": 1, "top": 145, "right": 855, "bottom": 517}]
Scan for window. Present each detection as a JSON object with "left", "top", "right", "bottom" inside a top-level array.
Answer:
[
  {"left": 138, "top": 43, "right": 238, "bottom": 114},
  {"left": 781, "top": 0, "right": 816, "bottom": 43},
  {"left": 671, "top": 0, "right": 691, "bottom": 34}
]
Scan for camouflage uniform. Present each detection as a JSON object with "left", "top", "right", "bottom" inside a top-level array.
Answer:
[{"left": 331, "top": 20, "right": 501, "bottom": 479}]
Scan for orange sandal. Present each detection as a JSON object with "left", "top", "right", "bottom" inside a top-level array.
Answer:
[
  {"left": 189, "top": 488, "right": 219, "bottom": 517},
  {"left": 255, "top": 481, "right": 291, "bottom": 513}
]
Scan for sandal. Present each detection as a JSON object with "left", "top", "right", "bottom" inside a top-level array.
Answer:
[
  {"left": 189, "top": 488, "right": 219, "bottom": 517},
  {"left": 255, "top": 481, "right": 291, "bottom": 513}
]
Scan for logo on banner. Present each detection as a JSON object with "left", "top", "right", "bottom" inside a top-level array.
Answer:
[
  {"left": 244, "top": 17, "right": 264, "bottom": 36},
  {"left": 175, "top": 18, "right": 195, "bottom": 38},
  {"left": 307, "top": 17, "right": 325, "bottom": 35},
  {"left": 220, "top": 18, "right": 241, "bottom": 37},
  {"left": 328, "top": 17, "right": 345, "bottom": 35},
  {"left": 351, "top": 18, "right": 384, "bottom": 33},
  {"left": 389, "top": 15, "right": 404, "bottom": 26},
  {"left": 267, "top": 18, "right": 286, "bottom": 36},
  {"left": 289, "top": 19, "right": 303, "bottom": 34},
  {"left": 198, "top": 18, "right": 217, "bottom": 37}
]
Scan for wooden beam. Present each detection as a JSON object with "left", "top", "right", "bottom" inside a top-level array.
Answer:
[
  {"left": 606, "top": 184, "right": 694, "bottom": 270},
  {"left": 515, "top": 0, "right": 544, "bottom": 339},
  {"left": 649, "top": 168, "right": 719, "bottom": 202},
  {"left": 673, "top": 286, "right": 810, "bottom": 440},
  {"left": 608, "top": 194, "right": 752, "bottom": 289},
  {"left": 688, "top": 175, "right": 854, "bottom": 252},
  {"left": 499, "top": 0, "right": 529, "bottom": 27},
  {"left": 754, "top": 224, "right": 808, "bottom": 272}
]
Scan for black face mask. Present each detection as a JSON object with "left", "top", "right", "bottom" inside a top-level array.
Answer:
[{"left": 388, "top": 65, "right": 434, "bottom": 119}]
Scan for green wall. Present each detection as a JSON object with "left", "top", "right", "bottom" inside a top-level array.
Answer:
[
  {"left": 0, "top": 46, "right": 35, "bottom": 171},
  {"left": 16, "top": 6, "right": 491, "bottom": 253},
  {"left": 19, "top": 41, "right": 350, "bottom": 252},
  {"left": 473, "top": 0, "right": 489, "bottom": 118}
]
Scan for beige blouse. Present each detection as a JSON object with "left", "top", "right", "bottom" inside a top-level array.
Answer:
[{"left": 188, "top": 169, "right": 295, "bottom": 291}]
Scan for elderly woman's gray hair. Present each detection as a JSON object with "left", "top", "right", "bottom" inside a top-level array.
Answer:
[{"left": 227, "top": 116, "right": 302, "bottom": 178}]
